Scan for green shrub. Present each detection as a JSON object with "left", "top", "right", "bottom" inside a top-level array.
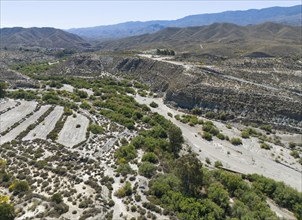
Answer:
[
  {"left": 142, "top": 152, "right": 159, "bottom": 164},
  {"left": 260, "top": 143, "right": 271, "bottom": 150},
  {"left": 51, "top": 193, "right": 63, "bottom": 204},
  {"left": 241, "top": 131, "right": 250, "bottom": 139},
  {"left": 0, "top": 202, "right": 15, "bottom": 220},
  {"left": 214, "top": 161, "right": 223, "bottom": 168},
  {"left": 290, "top": 150, "right": 300, "bottom": 159},
  {"left": 116, "top": 163, "right": 134, "bottom": 176},
  {"left": 9, "top": 180, "right": 29, "bottom": 194},
  {"left": 150, "top": 101, "right": 159, "bottom": 108},
  {"left": 115, "top": 181, "right": 132, "bottom": 198},
  {"left": 139, "top": 162, "right": 157, "bottom": 178},
  {"left": 88, "top": 124, "right": 104, "bottom": 134},
  {"left": 230, "top": 138, "right": 242, "bottom": 145},
  {"left": 289, "top": 142, "right": 296, "bottom": 149},
  {"left": 216, "top": 133, "right": 225, "bottom": 140},
  {"left": 202, "top": 132, "right": 212, "bottom": 141},
  {"left": 260, "top": 124, "right": 272, "bottom": 133},
  {"left": 115, "top": 144, "right": 137, "bottom": 162}
]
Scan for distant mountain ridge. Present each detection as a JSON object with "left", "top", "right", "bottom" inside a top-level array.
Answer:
[
  {"left": 97, "top": 22, "right": 302, "bottom": 57},
  {"left": 68, "top": 5, "right": 302, "bottom": 39},
  {"left": 0, "top": 27, "right": 91, "bottom": 49}
]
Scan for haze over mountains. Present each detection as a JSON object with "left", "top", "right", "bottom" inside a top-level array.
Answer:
[
  {"left": 68, "top": 5, "right": 302, "bottom": 40},
  {"left": 0, "top": 4, "right": 301, "bottom": 57},
  {"left": 97, "top": 22, "right": 302, "bottom": 57}
]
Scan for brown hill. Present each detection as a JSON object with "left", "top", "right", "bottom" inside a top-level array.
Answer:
[
  {"left": 98, "top": 22, "right": 302, "bottom": 57},
  {"left": 0, "top": 27, "right": 91, "bottom": 50}
]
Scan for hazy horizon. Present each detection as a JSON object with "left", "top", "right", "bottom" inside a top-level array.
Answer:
[{"left": 1, "top": 1, "right": 301, "bottom": 29}]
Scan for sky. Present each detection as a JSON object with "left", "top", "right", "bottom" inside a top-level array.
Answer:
[{"left": 1, "top": 1, "right": 301, "bottom": 29}]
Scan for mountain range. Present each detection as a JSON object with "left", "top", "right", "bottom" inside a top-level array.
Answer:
[
  {"left": 68, "top": 5, "right": 302, "bottom": 40},
  {"left": 97, "top": 22, "right": 302, "bottom": 57},
  {"left": 0, "top": 27, "right": 90, "bottom": 49}
]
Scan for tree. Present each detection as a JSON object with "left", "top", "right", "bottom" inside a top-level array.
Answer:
[
  {"left": 0, "top": 202, "right": 15, "bottom": 220},
  {"left": 207, "top": 182, "right": 230, "bottom": 212},
  {"left": 142, "top": 152, "right": 159, "bottom": 164},
  {"left": 0, "top": 82, "right": 7, "bottom": 98},
  {"left": 175, "top": 154, "right": 203, "bottom": 196},
  {"left": 139, "top": 162, "right": 157, "bottom": 178},
  {"left": 167, "top": 124, "right": 184, "bottom": 156}
]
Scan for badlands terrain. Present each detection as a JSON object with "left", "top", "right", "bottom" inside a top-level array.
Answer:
[{"left": 0, "top": 47, "right": 301, "bottom": 220}]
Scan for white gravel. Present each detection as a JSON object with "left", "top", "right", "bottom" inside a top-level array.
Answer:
[
  {"left": 0, "top": 99, "right": 17, "bottom": 113},
  {"left": 57, "top": 113, "right": 89, "bottom": 147},
  {"left": 0, "top": 100, "right": 37, "bottom": 133},
  {"left": 23, "top": 106, "right": 64, "bottom": 141},
  {"left": 134, "top": 95, "right": 302, "bottom": 192},
  {"left": 0, "top": 105, "right": 51, "bottom": 144}
]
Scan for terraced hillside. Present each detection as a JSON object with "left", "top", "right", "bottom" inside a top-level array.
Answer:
[{"left": 0, "top": 74, "right": 301, "bottom": 220}]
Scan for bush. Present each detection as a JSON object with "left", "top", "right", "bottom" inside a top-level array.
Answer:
[
  {"left": 75, "top": 89, "right": 88, "bottom": 98},
  {"left": 290, "top": 150, "right": 300, "bottom": 159},
  {"left": 260, "top": 125, "right": 272, "bottom": 133},
  {"left": 142, "top": 152, "right": 159, "bottom": 164},
  {"left": 150, "top": 101, "right": 159, "bottom": 108},
  {"left": 202, "top": 132, "right": 212, "bottom": 141},
  {"left": 9, "top": 180, "right": 29, "bottom": 194},
  {"left": 216, "top": 133, "right": 225, "bottom": 140},
  {"left": 115, "top": 181, "right": 132, "bottom": 198},
  {"left": 241, "top": 131, "right": 250, "bottom": 139},
  {"left": 116, "top": 164, "right": 134, "bottom": 176},
  {"left": 88, "top": 124, "right": 104, "bottom": 134},
  {"left": 115, "top": 144, "right": 137, "bottom": 162},
  {"left": 214, "top": 161, "right": 223, "bottom": 168},
  {"left": 0, "top": 202, "right": 15, "bottom": 220},
  {"left": 230, "top": 138, "right": 242, "bottom": 145},
  {"left": 51, "top": 193, "right": 63, "bottom": 204},
  {"left": 108, "top": 200, "right": 115, "bottom": 207},
  {"left": 260, "top": 143, "right": 271, "bottom": 150},
  {"left": 289, "top": 142, "right": 296, "bottom": 149},
  {"left": 139, "top": 162, "right": 157, "bottom": 178}
]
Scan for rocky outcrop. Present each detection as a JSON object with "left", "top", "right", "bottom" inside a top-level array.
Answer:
[{"left": 50, "top": 54, "right": 302, "bottom": 130}]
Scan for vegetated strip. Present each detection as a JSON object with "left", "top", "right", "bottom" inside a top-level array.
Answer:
[
  {"left": 46, "top": 113, "right": 68, "bottom": 141},
  {"left": 23, "top": 106, "right": 64, "bottom": 141},
  {"left": 0, "top": 102, "right": 40, "bottom": 136},
  {"left": 0, "top": 101, "right": 39, "bottom": 135},
  {"left": 0, "top": 105, "right": 51, "bottom": 145},
  {"left": 17, "top": 105, "right": 55, "bottom": 140},
  {"left": 0, "top": 99, "right": 20, "bottom": 115}
]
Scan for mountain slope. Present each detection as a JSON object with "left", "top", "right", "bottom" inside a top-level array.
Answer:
[
  {"left": 97, "top": 22, "right": 302, "bottom": 57},
  {"left": 68, "top": 5, "right": 302, "bottom": 39},
  {"left": 0, "top": 27, "right": 91, "bottom": 49}
]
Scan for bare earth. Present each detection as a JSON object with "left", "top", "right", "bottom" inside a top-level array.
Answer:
[
  {"left": 0, "top": 100, "right": 37, "bottom": 133},
  {"left": 57, "top": 112, "right": 89, "bottom": 147},
  {"left": 134, "top": 95, "right": 302, "bottom": 192},
  {"left": 23, "top": 106, "right": 64, "bottom": 141},
  {"left": 0, "top": 105, "right": 50, "bottom": 144},
  {"left": 0, "top": 99, "right": 17, "bottom": 112}
]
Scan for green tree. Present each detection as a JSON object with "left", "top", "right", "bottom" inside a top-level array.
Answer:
[
  {"left": 0, "top": 82, "right": 7, "bottom": 98},
  {"left": 207, "top": 182, "right": 230, "bottom": 213},
  {"left": 142, "top": 152, "right": 159, "bottom": 164},
  {"left": 139, "top": 162, "right": 157, "bottom": 178},
  {"left": 175, "top": 154, "right": 203, "bottom": 196},
  {"left": 167, "top": 124, "right": 184, "bottom": 156},
  {"left": 0, "top": 202, "right": 15, "bottom": 220}
]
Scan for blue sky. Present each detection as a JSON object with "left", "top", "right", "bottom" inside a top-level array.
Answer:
[{"left": 1, "top": 1, "right": 300, "bottom": 29}]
